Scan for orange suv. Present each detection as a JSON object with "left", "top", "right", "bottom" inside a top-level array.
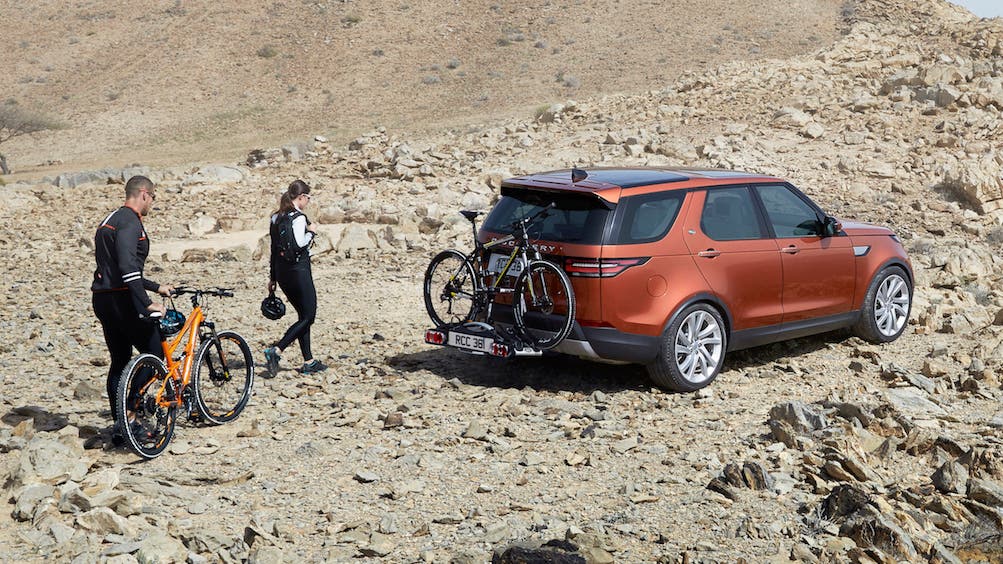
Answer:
[{"left": 430, "top": 167, "right": 913, "bottom": 392}]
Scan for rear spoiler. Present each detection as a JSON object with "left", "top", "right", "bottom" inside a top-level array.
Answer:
[{"left": 499, "top": 183, "right": 617, "bottom": 209}]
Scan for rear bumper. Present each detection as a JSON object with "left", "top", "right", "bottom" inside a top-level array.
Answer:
[
  {"left": 554, "top": 325, "right": 660, "bottom": 364},
  {"left": 490, "top": 304, "right": 660, "bottom": 364}
]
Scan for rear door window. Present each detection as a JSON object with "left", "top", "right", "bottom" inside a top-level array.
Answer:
[
  {"left": 609, "top": 191, "right": 684, "bottom": 244},
  {"left": 700, "top": 187, "right": 765, "bottom": 241},
  {"left": 482, "top": 190, "right": 611, "bottom": 244}
]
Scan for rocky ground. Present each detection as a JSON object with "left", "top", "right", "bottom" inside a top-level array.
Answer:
[{"left": 2, "top": 0, "right": 1003, "bottom": 562}]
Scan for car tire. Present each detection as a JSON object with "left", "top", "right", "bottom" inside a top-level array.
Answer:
[
  {"left": 853, "top": 265, "right": 911, "bottom": 343},
  {"left": 647, "top": 303, "right": 727, "bottom": 392}
]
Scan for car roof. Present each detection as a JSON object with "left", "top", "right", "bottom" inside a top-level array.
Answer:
[{"left": 501, "top": 167, "right": 784, "bottom": 202}]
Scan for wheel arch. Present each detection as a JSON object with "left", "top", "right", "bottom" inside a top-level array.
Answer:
[
  {"left": 659, "top": 292, "right": 733, "bottom": 338},
  {"left": 855, "top": 257, "right": 913, "bottom": 310}
]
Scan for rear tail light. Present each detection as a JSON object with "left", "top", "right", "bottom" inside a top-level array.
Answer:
[
  {"left": 490, "top": 343, "right": 511, "bottom": 357},
  {"left": 564, "top": 257, "right": 649, "bottom": 278},
  {"left": 425, "top": 329, "right": 445, "bottom": 345}
]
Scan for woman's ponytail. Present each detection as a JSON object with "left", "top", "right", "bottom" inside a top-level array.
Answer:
[{"left": 273, "top": 179, "right": 311, "bottom": 215}]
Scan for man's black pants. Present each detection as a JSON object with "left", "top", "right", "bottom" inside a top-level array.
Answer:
[{"left": 92, "top": 291, "right": 162, "bottom": 421}]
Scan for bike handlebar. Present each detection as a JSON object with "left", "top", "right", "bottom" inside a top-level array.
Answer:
[{"left": 170, "top": 287, "right": 235, "bottom": 298}]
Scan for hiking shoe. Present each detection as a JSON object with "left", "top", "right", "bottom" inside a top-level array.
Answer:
[
  {"left": 129, "top": 420, "right": 154, "bottom": 441},
  {"left": 109, "top": 430, "right": 126, "bottom": 448},
  {"left": 298, "top": 359, "right": 329, "bottom": 375},
  {"left": 263, "top": 347, "right": 280, "bottom": 378}
]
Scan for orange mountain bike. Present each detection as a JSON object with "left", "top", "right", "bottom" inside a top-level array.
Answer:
[{"left": 117, "top": 287, "right": 254, "bottom": 459}]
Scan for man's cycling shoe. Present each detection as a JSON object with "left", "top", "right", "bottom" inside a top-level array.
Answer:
[
  {"left": 263, "top": 347, "right": 280, "bottom": 378},
  {"left": 298, "top": 359, "right": 329, "bottom": 375}
]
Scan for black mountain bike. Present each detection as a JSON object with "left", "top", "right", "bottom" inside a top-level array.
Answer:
[{"left": 423, "top": 204, "right": 575, "bottom": 350}]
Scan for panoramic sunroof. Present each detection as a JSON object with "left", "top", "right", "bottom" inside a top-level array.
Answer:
[{"left": 573, "top": 169, "right": 689, "bottom": 188}]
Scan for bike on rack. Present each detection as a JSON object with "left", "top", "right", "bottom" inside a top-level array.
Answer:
[
  {"left": 422, "top": 203, "right": 575, "bottom": 356},
  {"left": 117, "top": 286, "right": 254, "bottom": 459}
]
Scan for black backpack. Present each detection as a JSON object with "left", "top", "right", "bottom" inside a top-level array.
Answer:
[{"left": 274, "top": 210, "right": 307, "bottom": 263}]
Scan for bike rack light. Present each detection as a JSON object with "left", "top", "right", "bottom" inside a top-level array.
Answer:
[{"left": 424, "top": 329, "right": 446, "bottom": 345}]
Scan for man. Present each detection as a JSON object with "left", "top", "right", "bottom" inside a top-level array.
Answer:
[{"left": 91, "top": 175, "right": 172, "bottom": 438}]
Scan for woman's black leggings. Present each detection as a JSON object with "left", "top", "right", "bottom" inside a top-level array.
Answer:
[{"left": 276, "top": 262, "right": 317, "bottom": 360}]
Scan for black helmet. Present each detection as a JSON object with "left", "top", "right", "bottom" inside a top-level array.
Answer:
[
  {"left": 160, "top": 309, "right": 186, "bottom": 336},
  {"left": 261, "top": 293, "right": 286, "bottom": 320}
]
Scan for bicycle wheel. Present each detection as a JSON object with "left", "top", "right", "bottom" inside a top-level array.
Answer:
[
  {"left": 193, "top": 331, "right": 254, "bottom": 425},
  {"left": 423, "top": 249, "right": 478, "bottom": 327},
  {"left": 117, "top": 353, "right": 177, "bottom": 459},
  {"left": 513, "top": 260, "right": 576, "bottom": 350}
]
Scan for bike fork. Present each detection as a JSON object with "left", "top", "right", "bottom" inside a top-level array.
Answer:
[{"left": 202, "top": 324, "right": 230, "bottom": 382}]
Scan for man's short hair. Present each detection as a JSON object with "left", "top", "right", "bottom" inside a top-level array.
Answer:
[{"left": 125, "top": 175, "right": 154, "bottom": 198}]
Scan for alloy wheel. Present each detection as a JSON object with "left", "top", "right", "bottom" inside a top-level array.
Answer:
[
  {"left": 674, "top": 310, "right": 724, "bottom": 384},
  {"left": 874, "top": 274, "right": 909, "bottom": 337}
]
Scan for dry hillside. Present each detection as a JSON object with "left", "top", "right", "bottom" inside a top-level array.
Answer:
[
  {"left": 3, "top": 0, "right": 1003, "bottom": 562},
  {"left": 0, "top": 0, "right": 842, "bottom": 176}
]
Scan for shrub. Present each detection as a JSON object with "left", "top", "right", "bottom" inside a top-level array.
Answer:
[
  {"left": 0, "top": 105, "right": 65, "bottom": 174},
  {"left": 0, "top": 105, "right": 66, "bottom": 145},
  {"left": 909, "top": 239, "right": 934, "bottom": 255},
  {"left": 341, "top": 14, "right": 361, "bottom": 27},
  {"left": 556, "top": 72, "right": 581, "bottom": 88},
  {"left": 256, "top": 45, "right": 278, "bottom": 58},
  {"left": 987, "top": 226, "right": 1003, "bottom": 245}
]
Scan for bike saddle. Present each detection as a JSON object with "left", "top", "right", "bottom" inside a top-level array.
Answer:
[{"left": 459, "top": 210, "right": 483, "bottom": 222}]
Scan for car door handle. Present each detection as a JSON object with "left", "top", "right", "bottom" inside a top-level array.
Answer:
[
  {"left": 780, "top": 245, "right": 799, "bottom": 254},
  {"left": 698, "top": 249, "right": 721, "bottom": 258}
]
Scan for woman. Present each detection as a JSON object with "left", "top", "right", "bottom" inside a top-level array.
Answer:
[{"left": 264, "top": 179, "right": 327, "bottom": 376}]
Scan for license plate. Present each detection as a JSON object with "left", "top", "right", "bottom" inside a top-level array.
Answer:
[
  {"left": 488, "top": 253, "right": 525, "bottom": 277},
  {"left": 448, "top": 331, "right": 493, "bottom": 353}
]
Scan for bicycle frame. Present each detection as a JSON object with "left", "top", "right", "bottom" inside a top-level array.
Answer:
[
  {"left": 153, "top": 288, "right": 233, "bottom": 409},
  {"left": 457, "top": 207, "right": 552, "bottom": 316},
  {"left": 149, "top": 304, "right": 205, "bottom": 409}
]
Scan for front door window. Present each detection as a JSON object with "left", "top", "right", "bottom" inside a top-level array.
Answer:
[{"left": 755, "top": 184, "right": 821, "bottom": 238}]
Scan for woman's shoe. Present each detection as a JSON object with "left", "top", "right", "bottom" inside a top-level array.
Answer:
[
  {"left": 298, "top": 359, "right": 328, "bottom": 375},
  {"left": 263, "top": 347, "right": 281, "bottom": 378}
]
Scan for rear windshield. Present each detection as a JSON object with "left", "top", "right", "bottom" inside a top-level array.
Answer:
[{"left": 481, "top": 189, "right": 611, "bottom": 244}]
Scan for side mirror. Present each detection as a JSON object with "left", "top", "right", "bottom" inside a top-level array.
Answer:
[{"left": 822, "top": 216, "right": 842, "bottom": 237}]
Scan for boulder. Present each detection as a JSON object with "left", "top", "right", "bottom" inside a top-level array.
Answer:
[
  {"left": 336, "top": 224, "right": 378, "bottom": 255},
  {"left": 967, "top": 478, "right": 1003, "bottom": 507},
  {"left": 492, "top": 539, "right": 587, "bottom": 564},
  {"left": 941, "top": 155, "right": 1003, "bottom": 214},
  {"left": 184, "top": 165, "right": 249, "bottom": 184},
  {"left": 932, "top": 461, "right": 968, "bottom": 495},
  {"left": 768, "top": 401, "right": 829, "bottom": 435},
  {"left": 885, "top": 388, "right": 946, "bottom": 419},
  {"left": 136, "top": 532, "right": 189, "bottom": 564},
  {"left": 187, "top": 215, "right": 219, "bottom": 237},
  {"left": 840, "top": 506, "right": 918, "bottom": 561},
  {"left": 76, "top": 507, "right": 132, "bottom": 536},
  {"left": 12, "top": 436, "right": 90, "bottom": 487},
  {"left": 920, "top": 64, "right": 967, "bottom": 86}
]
